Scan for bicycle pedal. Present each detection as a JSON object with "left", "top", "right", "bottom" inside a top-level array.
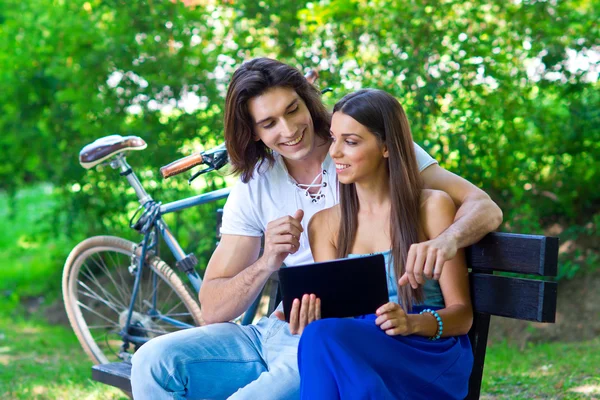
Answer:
[{"left": 119, "top": 352, "right": 133, "bottom": 363}]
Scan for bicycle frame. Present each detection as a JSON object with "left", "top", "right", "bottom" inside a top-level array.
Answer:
[{"left": 108, "top": 154, "right": 231, "bottom": 347}]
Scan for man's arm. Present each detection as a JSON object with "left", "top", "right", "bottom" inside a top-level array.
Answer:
[
  {"left": 422, "top": 164, "right": 503, "bottom": 248},
  {"left": 199, "top": 234, "right": 266, "bottom": 324},
  {"left": 399, "top": 164, "right": 503, "bottom": 288},
  {"left": 200, "top": 210, "right": 304, "bottom": 324}
]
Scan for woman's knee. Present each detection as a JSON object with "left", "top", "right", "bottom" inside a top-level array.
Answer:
[{"left": 299, "top": 319, "right": 345, "bottom": 351}]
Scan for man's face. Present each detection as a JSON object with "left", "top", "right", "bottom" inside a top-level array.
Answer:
[{"left": 248, "top": 87, "right": 316, "bottom": 162}]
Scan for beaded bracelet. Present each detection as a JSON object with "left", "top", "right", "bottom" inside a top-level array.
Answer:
[{"left": 419, "top": 308, "right": 443, "bottom": 340}]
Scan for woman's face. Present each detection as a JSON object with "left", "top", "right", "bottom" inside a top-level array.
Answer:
[
  {"left": 329, "top": 111, "right": 389, "bottom": 184},
  {"left": 248, "top": 86, "right": 316, "bottom": 162}
]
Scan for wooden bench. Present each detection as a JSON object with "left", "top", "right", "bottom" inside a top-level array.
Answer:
[{"left": 92, "top": 212, "right": 558, "bottom": 399}]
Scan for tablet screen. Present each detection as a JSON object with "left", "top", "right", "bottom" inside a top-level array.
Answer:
[{"left": 278, "top": 254, "right": 389, "bottom": 321}]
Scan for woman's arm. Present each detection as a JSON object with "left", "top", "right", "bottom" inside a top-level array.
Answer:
[
  {"left": 308, "top": 207, "right": 339, "bottom": 262},
  {"left": 408, "top": 190, "right": 473, "bottom": 337}
]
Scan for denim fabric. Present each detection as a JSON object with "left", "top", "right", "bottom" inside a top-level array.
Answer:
[{"left": 131, "top": 315, "right": 300, "bottom": 400}]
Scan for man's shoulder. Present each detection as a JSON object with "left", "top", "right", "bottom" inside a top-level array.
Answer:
[{"left": 244, "top": 156, "right": 287, "bottom": 186}]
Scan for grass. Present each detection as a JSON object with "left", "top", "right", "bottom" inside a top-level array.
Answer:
[
  {"left": 481, "top": 338, "right": 600, "bottom": 399},
  {"left": 0, "top": 314, "right": 126, "bottom": 399}
]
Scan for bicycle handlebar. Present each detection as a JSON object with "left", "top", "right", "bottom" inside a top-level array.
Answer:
[{"left": 160, "top": 153, "right": 204, "bottom": 178}]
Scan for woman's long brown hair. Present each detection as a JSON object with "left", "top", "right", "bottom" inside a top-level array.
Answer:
[{"left": 334, "top": 89, "right": 424, "bottom": 311}]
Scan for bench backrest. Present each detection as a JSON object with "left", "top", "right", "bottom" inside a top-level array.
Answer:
[{"left": 465, "top": 232, "right": 558, "bottom": 399}]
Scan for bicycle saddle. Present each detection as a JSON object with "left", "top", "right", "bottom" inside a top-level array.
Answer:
[{"left": 79, "top": 135, "right": 147, "bottom": 169}]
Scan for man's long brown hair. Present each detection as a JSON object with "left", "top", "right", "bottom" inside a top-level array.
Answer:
[
  {"left": 224, "top": 58, "right": 331, "bottom": 183},
  {"left": 334, "top": 89, "right": 424, "bottom": 311}
]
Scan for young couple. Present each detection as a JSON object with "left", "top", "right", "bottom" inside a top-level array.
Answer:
[{"left": 131, "top": 58, "right": 503, "bottom": 399}]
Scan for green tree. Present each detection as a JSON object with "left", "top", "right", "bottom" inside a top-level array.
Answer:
[{"left": 0, "top": 0, "right": 598, "bottom": 281}]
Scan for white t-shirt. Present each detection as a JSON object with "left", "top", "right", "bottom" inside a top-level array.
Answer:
[{"left": 220, "top": 143, "right": 437, "bottom": 266}]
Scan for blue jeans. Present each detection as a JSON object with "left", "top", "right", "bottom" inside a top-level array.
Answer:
[{"left": 131, "top": 315, "right": 300, "bottom": 400}]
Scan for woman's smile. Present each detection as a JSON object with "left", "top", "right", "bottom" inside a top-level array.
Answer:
[{"left": 335, "top": 163, "right": 350, "bottom": 173}]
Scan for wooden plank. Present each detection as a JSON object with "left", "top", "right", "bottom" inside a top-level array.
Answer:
[
  {"left": 466, "top": 232, "right": 558, "bottom": 276},
  {"left": 470, "top": 274, "right": 557, "bottom": 322},
  {"left": 92, "top": 362, "right": 132, "bottom": 392},
  {"left": 466, "top": 312, "right": 491, "bottom": 400}
]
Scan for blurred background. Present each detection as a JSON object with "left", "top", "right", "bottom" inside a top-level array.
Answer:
[{"left": 0, "top": 0, "right": 598, "bottom": 398}]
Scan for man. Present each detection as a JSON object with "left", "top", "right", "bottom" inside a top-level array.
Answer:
[{"left": 131, "top": 58, "right": 502, "bottom": 399}]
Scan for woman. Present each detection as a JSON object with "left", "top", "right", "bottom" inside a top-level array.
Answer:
[{"left": 299, "top": 89, "right": 474, "bottom": 400}]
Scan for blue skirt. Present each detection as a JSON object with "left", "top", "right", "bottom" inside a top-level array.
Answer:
[{"left": 297, "top": 310, "right": 473, "bottom": 400}]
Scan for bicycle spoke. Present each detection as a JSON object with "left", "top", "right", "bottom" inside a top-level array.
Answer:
[
  {"left": 143, "top": 271, "right": 164, "bottom": 312},
  {"left": 84, "top": 254, "right": 128, "bottom": 308},
  {"left": 80, "top": 264, "right": 127, "bottom": 310},
  {"left": 77, "top": 281, "right": 121, "bottom": 314},
  {"left": 159, "top": 283, "right": 178, "bottom": 313},
  {"left": 142, "top": 299, "right": 192, "bottom": 325},
  {"left": 163, "top": 300, "right": 187, "bottom": 318},
  {"left": 77, "top": 301, "right": 121, "bottom": 327},
  {"left": 107, "top": 250, "right": 135, "bottom": 304},
  {"left": 100, "top": 251, "right": 133, "bottom": 306},
  {"left": 87, "top": 324, "right": 118, "bottom": 329},
  {"left": 155, "top": 312, "right": 192, "bottom": 317},
  {"left": 93, "top": 252, "right": 130, "bottom": 306},
  {"left": 138, "top": 268, "right": 145, "bottom": 312}
]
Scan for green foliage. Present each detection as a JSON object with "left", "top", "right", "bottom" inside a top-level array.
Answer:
[{"left": 0, "top": 0, "right": 598, "bottom": 288}]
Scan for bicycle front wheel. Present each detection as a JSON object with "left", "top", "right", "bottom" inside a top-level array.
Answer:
[{"left": 62, "top": 236, "right": 203, "bottom": 365}]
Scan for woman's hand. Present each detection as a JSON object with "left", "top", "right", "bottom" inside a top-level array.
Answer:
[
  {"left": 375, "top": 302, "right": 413, "bottom": 336},
  {"left": 275, "top": 293, "right": 321, "bottom": 335}
]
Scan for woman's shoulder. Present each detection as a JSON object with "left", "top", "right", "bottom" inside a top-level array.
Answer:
[
  {"left": 308, "top": 204, "right": 341, "bottom": 239},
  {"left": 419, "top": 189, "right": 456, "bottom": 239},
  {"left": 309, "top": 204, "right": 341, "bottom": 228},
  {"left": 420, "top": 189, "right": 454, "bottom": 209}
]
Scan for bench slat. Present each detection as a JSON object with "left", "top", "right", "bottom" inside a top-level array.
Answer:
[
  {"left": 92, "top": 362, "right": 132, "bottom": 392},
  {"left": 467, "top": 232, "right": 558, "bottom": 276},
  {"left": 467, "top": 311, "right": 491, "bottom": 400},
  {"left": 470, "top": 273, "right": 557, "bottom": 322}
]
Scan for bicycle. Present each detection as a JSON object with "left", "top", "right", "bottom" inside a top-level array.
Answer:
[
  {"left": 62, "top": 69, "right": 329, "bottom": 367},
  {"left": 62, "top": 135, "right": 233, "bottom": 365}
]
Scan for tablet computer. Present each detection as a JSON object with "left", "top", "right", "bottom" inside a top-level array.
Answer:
[{"left": 277, "top": 254, "right": 389, "bottom": 322}]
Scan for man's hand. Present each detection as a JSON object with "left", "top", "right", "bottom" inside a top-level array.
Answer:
[
  {"left": 263, "top": 210, "right": 304, "bottom": 272},
  {"left": 398, "top": 235, "right": 458, "bottom": 289},
  {"left": 375, "top": 302, "right": 413, "bottom": 336},
  {"left": 274, "top": 293, "right": 321, "bottom": 335}
]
